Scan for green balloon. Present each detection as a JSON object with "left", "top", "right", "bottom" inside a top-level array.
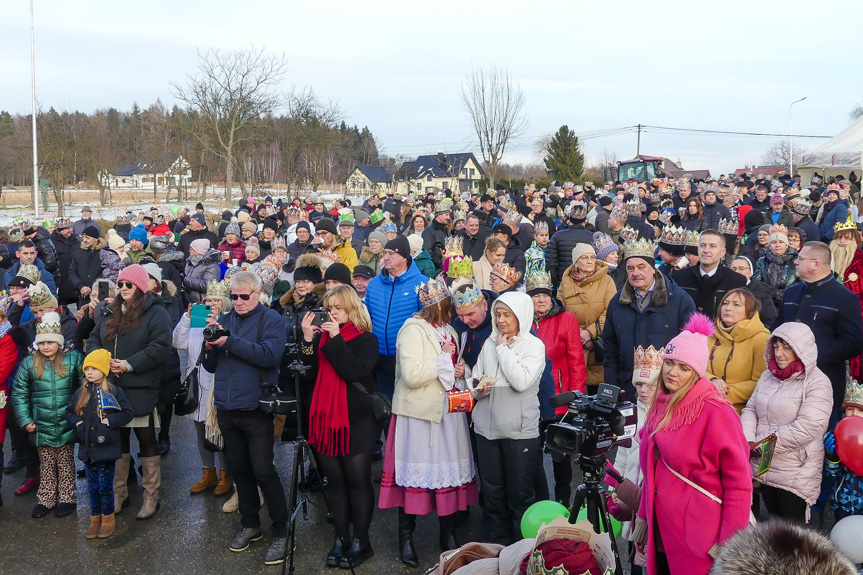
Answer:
[
  {"left": 574, "top": 507, "right": 623, "bottom": 537},
  {"left": 520, "top": 500, "right": 570, "bottom": 539}
]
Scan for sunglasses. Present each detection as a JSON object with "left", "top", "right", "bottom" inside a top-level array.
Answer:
[
  {"left": 118, "top": 281, "right": 136, "bottom": 289},
  {"left": 230, "top": 293, "right": 252, "bottom": 301}
]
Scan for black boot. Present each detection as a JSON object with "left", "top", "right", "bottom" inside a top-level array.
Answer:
[
  {"left": 339, "top": 538, "right": 373, "bottom": 569},
  {"left": 439, "top": 513, "right": 459, "bottom": 552},
  {"left": 326, "top": 535, "right": 346, "bottom": 568},
  {"left": 398, "top": 508, "right": 418, "bottom": 567}
]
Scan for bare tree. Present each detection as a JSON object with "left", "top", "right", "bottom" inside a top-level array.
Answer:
[
  {"left": 171, "top": 46, "right": 286, "bottom": 202},
  {"left": 459, "top": 64, "right": 527, "bottom": 190},
  {"left": 761, "top": 139, "right": 809, "bottom": 170},
  {"left": 851, "top": 101, "right": 863, "bottom": 121},
  {"left": 287, "top": 87, "right": 343, "bottom": 191}
]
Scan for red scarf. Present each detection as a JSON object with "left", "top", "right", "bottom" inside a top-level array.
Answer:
[
  {"left": 768, "top": 356, "right": 805, "bottom": 380},
  {"left": 308, "top": 322, "right": 363, "bottom": 456}
]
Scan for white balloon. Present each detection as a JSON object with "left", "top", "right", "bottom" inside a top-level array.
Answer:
[{"left": 830, "top": 515, "right": 863, "bottom": 564}]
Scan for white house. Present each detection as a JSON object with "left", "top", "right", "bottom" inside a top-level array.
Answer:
[
  {"left": 346, "top": 165, "right": 392, "bottom": 196},
  {"left": 100, "top": 154, "right": 192, "bottom": 189},
  {"left": 395, "top": 153, "right": 485, "bottom": 196}
]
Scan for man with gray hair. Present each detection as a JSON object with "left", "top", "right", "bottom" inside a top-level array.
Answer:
[{"left": 202, "top": 271, "right": 289, "bottom": 565}]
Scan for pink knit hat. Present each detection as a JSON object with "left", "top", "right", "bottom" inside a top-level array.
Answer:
[
  {"left": 662, "top": 312, "right": 715, "bottom": 378},
  {"left": 190, "top": 238, "right": 211, "bottom": 255},
  {"left": 117, "top": 264, "right": 150, "bottom": 294}
]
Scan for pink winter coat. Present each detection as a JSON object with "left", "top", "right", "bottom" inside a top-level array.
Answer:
[
  {"left": 740, "top": 322, "right": 833, "bottom": 507},
  {"left": 638, "top": 377, "right": 752, "bottom": 575}
]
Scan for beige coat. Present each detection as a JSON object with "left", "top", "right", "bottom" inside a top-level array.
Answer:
[
  {"left": 392, "top": 317, "right": 457, "bottom": 424},
  {"left": 558, "top": 261, "right": 617, "bottom": 387},
  {"left": 472, "top": 255, "right": 494, "bottom": 291}
]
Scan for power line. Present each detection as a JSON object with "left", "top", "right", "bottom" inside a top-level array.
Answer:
[{"left": 642, "top": 125, "right": 831, "bottom": 139}]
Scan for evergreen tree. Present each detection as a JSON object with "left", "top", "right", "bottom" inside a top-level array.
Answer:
[{"left": 544, "top": 125, "right": 584, "bottom": 182}]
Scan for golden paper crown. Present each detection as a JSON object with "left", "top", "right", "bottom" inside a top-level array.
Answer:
[
  {"left": 718, "top": 216, "right": 738, "bottom": 236},
  {"left": 623, "top": 238, "right": 655, "bottom": 261},
  {"left": 499, "top": 197, "right": 515, "bottom": 211},
  {"left": 447, "top": 256, "right": 474, "bottom": 279},
  {"left": 525, "top": 269, "right": 553, "bottom": 293},
  {"left": 16, "top": 264, "right": 41, "bottom": 285},
  {"left": 569, "top": 201, "right": 588, "bottom": 220},
  {"left": 609, "top": 202, "right": 628, "bottom": 222},
  {"left": 844, "top": 379, "right": 863, "bottom": 409},
  {"left": 620, "top": 225, "right": 640, "bottom": 243},
  {"left": 834, "top": 220, "right": 857, "bottom": 234},
  {"left": 206, "top": 280, "right": 231, "bottom": 299},
  {"left": 434, "top": 200, "right": 452, "bottom": 214},
  {"left": 453, "top": 285, "right": 483, "bottom": 310},
  {"left": 625, "top": 197, "right": 642, "bottom": 217},
  {"left": 453, "top": 209, "right": 466, "bottom": 222},
  {"left": 634, "top": 345, "right": 665, "bottom": 372},
  {"left": 319, "top": 249, "right": 341, "bottom": 264},
  {"left": 443, "top": 236, "right": 464, "bottom": 258},
  {"left": 27, "top": 281, "right": 55, "bottom": 310},
  {"left": 685, "top": 230, "right": 701, "bottom": 247},
  {"left": 505, "top": 209, "right": 522, "bottom": 224},
  {"left": 490, "top": 262, "right": 522, "bottom": 286},
  {"left": 415, "top": 277, "right": 450, "bottom": 308},
  {"left": 659, "top": 224, "right": 686, "bottom": 246}
]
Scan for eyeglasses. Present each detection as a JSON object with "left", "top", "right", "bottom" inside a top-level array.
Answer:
[
  {"left": 118, "top": 281, "right": 135, "bottom": 289},
  {"left": 230, "top": 293, "right": 252, "bottom": 301}
]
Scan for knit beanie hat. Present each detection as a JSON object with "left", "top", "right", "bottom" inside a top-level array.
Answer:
[
  {"left": 107, "top": 229, "right": 125, "bottom": 251},
  {"left": 221, "top": 210, "right": 233, "bottom": 221},
  {"left": 315, "top": 218, "right": 337, "bottom": 235},
  {"left": 190, "top": 238, "right": 210, "bottom": 256},
  {"left": 263, "top": 218, "right": 279, "bottom": 233},
  {"left": 407, "top": 234, "right": 424, "bottom": 255},
  {"left": 143, "top": 262, "right": 162, "bottom": 284},
  {"left": 225, "top": 222, "right": 241, "bottom": 238},
  {"left": 82, "top": 224, "right": 101, "bottom": 239},
  {"left": 368, "top": 229, "right": 387, "bottom": 247},
  {"left": 244, "top": 238, "right": 260, "bottom": 257},
  {"left": 27, "top": 281, "right": 58, "bottom": 313},
  {"left": 83, "top": 349, "right": 112, "bottom": 377},
  {"left": 129, "top": 224, "right": 148, "bottom": 245},
  {"left": 237, "top": 210, "right": 251, "bottom": 223},
  {"left": 34, "top": 311, "right": 64, "bottom": 345},
  {"left": 117, "top": 264, "right": 150, "bottom": 294},
  {"left": 662, "top": 312, "right": 715, "bottom": 379},
  {"left": 296, "top": 221, "right": 311, "bottom": 234},
  {"left": 571, "top": 243, "right": 596, "bottom": 266},
  {"left": 385, "top": 235, "right": 411, "bottom": 260},
  {"left": 768, "top": 224, "right": 788, "bottom": 245},
  {"left": 191, "top": 212, "right": 207, "bottom": 227},
  {"left": 241, "top": 221, "right": 257, "bottom": 236},
  {"left": 593, "top": 232, "right": 618, "bottom": 261},
  {"left": 323, "top": 262, "right": 352, "bottom": 286}
]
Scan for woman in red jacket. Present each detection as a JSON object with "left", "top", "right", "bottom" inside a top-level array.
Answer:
[
  {"left": 217, "top": 222, "right": 246, "bottom": 266},
  {"left": 527, "top": 269, "right": 586, "bottom": 505},
  {"left": 632, "top": 312, "right": 752, "bottom": 575},
  {"left": 0, "top": 303, "right": 21, "bottom": 505}
]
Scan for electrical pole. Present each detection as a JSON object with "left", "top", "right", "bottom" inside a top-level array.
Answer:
[
  {"left": 789, "top": 97, "right": 807, "bottom": 176},
  {"left": 636, "top": 124, "right": 642, "bottom": 156},
  {"left": 30, "top": 0, "right": 40, "bottom": 218}
]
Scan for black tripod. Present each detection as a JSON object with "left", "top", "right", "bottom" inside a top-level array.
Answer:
[
  {"left": 568, "top": 454, "right": 624, "bottom": 575},
  {"left": 279, "top": 357, "right": 356, "bottom": 575}
]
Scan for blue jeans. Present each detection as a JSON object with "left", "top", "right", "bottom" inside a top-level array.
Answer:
[{"left": 85, "top": 461, "right": 116, "bottom": 516}]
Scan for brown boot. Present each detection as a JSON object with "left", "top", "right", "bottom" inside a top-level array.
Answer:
[
  {"left": 98, "top": 513, "right": 115, "bottom": 538},
  {"left": 85, "top": 515, "right": 101, "bottom": 539},
  {"left": 213, "top": 469, "right": 233, "bottom": 496},
  {"left": 136, "top": 456, "right": 161, "bottom": 520},
  {"left": 190, "top": 467, "right": 218, "bottom": 494},
  {"left": 114, "top": 454, "right": 130, "bottom": 513}
]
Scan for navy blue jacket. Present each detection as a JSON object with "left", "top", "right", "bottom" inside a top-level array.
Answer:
[
  {"left": 202, "top": 303, "right": 287, "bottom": 411},
  {"left": 774, "top": 275, "right": 863, "bottom": 413},
  {"left": 602, "top": 271, "right": 695, "bottom": 399},
  {"left": 365, "top": 259, "right": 424, "bottom": 357},
  {"left": 625, "top": 215, "right": 656, "bottom": 241},
  {"left": 453, "top": 290, "right": 497, "bottom": 369},
  {"left": 2, "top": 258, "right": 57, "bottom": 295},
  {"left": 794, "top": 216, "right": 820, "bottom": 245},
  {"left": 65, "top": 384, "right": 134, "bottom": 463}
]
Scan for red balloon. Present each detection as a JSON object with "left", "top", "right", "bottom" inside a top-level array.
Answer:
[{"left": 835, "top": 417, "right": 863, "bottom": 476}]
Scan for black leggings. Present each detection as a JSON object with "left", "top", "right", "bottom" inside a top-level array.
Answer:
[
  {"left": 318, "top": 451, "right": 375, "bottom": 543},
  {"left": 120, "top": 415, "right": 159, "bottom": 458},
  {"left": 760, "top": 484, "right": 807, "bottom": 524},
  {"left": 158, "top": 404, "right": 173, "bottom": 442}
]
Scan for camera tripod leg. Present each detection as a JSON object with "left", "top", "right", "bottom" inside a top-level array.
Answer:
[{"left": 568, "top": 477, "right": 624, "bottom": 575}]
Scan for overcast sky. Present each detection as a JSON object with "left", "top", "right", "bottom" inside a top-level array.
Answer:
[{"left": 2, "top": 0, "right": 861, "bottom": 177}]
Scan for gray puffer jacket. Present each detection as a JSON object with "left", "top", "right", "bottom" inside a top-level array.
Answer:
[
  {"left": 740, "top": 322, "right": 833, "bottom": 506},
  {"left": 183, "top": 248, "right": 222, "bottom": 303}
]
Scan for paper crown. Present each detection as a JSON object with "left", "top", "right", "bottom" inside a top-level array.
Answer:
[
  {"left": 499, "top": 197, "right": 515, "bottom": 211},
  {"left": 624, "top": 238, "right": 655, "bottom": 261},
  {"left": 337, "top": 212, "right": 355, "bottom": 225},
  {"left": 0, "top": 295, "right": 12, "bottom": 315},
  {"left": 16, "top": 264, "right": 41, "bottom": 285},
  {"left": 562, "top": 181, "right": 574, "bottom": 189},
  {"left": 27, "top": 281, "right": 55, "bottom": 310},
  {"left": 8, "top": 227, "right": 23, "bottom": 243},
  {"left": 434, "top": 200, "right": 452, "bottom": 215},
  {"left": 206, "top": 280, "right": 231, "bottom": 298},
  {"left": 505, "top": 209, "right": 522, "bottom": 224},
  {"left": 650, "top": 191, "right": 661, "bottom": 203},
  {"left": 35, "top": 311, "right": 62, "bottom": 337},
  {"left": 844, "top": 379, "right": 863, "bottom": 409},
  {"left": 569, "top": 201, "right": 587, "bottom": 220},
  {"left": 525, "top": 269, "right": 553, "bottom": 293},
  {"left": 453, "top": 209, "right": 466, "bottom": 222},
  {"left": 263, "top": 205, "right": 277, "bottom": 218},
  {"left": 223, "top": 266, "right": 243, "bottom": 284},
  {"left": 368, "top": 209, "right": 384, "bottom": 224},
  {"left": 685, "top": 230, "right": 701, "bottom": 247},
  {"left": 286, "top": 207, "right": 302, "bottom": 218},
  {"left": 834, "top": 220, "right": 857, "bottom": 234},
  {"left": 609, "top": 202, "right": 628, "bottom": 222},
  {"left": 769, "top": 224, "right": 788, "bottom": 238},
  {"left": 415, "top": 277, "right": 450, "bottom": 308},
  {"left": 792, "top": 198, "right": 812, "bottom": 216},
  {"left": 382, "top": 219, "right": 397, "bottom": 234},
  {"left": 659, "top": 224, "right": 687, "bottom": 247},
  {"left": 319, "top": 249, "right": 340, "bottom": 264},
  {"left": 55, "top": 217, "right": 71, "bottom": 229},
  {"left": 453, "top": 285, "right": 484, "bottom": 310},
  {"left": 270, "top": 236, "right": 287, "bottom": 251},
  {"left": 619, "top": 225, "right": 640, "bottom": 243},
  {"left": 533, "top": 220, "right": 549, "bottom": 234},
  {"left": 443, "top": 236, "right": 464, "bottom": 258},
  {"left": 625, "top": 198, "right": 642, "bottom": 217},
  {"left": 490, "top": 261, "right": 522, "bottom": 286},
  {"left": 718, "top": 216, "right": 738, "bottom": 236},
  {"left": 447, "top": 256, "right": 474, "bottom": 279},
  {"left": 634, "top": 345, "right": 665, "bottom": 372},
  {"left": 593, "top": 232, "right": 617, "bottom": 256}
]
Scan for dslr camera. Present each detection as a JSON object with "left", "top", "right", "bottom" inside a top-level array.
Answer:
[
  {"left": 203, "top": 326, "right": 230, "bottom": 342},
  {"left": 544, "top": 383, "right": 637, "bottom": 460}
]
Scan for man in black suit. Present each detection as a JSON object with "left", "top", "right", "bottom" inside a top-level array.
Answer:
[{"left": 673, "top": 229, "right": 747, "bottom": 320}]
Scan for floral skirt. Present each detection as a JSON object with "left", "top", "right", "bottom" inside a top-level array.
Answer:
[{"left": 379, "top": 412, "right": 478, "bottom": 516}]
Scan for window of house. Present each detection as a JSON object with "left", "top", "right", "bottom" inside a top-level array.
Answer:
[
  {"left": 427, "top": 175, "right": 433, "bottom": 182},
  {"left": 470, "top": 168, "right": 475, "bottom": 177},
  {"left": 473, "top": 181, "right": 479, "bottom": 189}
]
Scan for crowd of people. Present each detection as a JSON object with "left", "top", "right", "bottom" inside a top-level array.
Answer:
[{"left": 1, "top": 172, "right": 863, "bottom": 572}]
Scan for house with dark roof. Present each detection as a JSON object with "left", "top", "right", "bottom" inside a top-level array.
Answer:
[
  {"left": 395, "top": 152, "right": 485, "bottom": 196},
  {"left": 99, "top": 154, "right": 192, "bottom": 189},
  {"left": 346, "top": 165, "right": 392, "bottom": 195}
]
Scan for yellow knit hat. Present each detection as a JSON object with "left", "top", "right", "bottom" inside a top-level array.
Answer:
[{"left": 83, "top": 349, "right": 112, "bottom": 377}]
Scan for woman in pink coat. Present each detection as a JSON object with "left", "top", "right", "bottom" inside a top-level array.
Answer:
[{"left": 632, "top": 313, "right": 752, "bottom": 575}]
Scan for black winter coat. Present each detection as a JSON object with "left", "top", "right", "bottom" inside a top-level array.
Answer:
[
  {"left": 65, "top": 384, "right": 134, "bottom": 463},
  {"left": 701, "top": 202, "right": 731, "bottom": 231},
  {"left": 31, "top": 227, "right": 59, "bottom": 275},
  {"left": 795, "top": 216, "right": 820, "bottom": 246},
  {"left": 545, "top": 225, "right": 595, "bottom": 285},
  {"left": 744, "top": 279, "right": 777, "bottom": 327},
  {"left": 50, "top": 230, "right": 79, "bottom": 303},
  {"left": 178, "top": 227, "right": 219, "bottom": 259},
  {"left": 673, "top": 265, "right": 747, "bottom": 321},
  {"left": 68, "top": 239, "right": 105, "bottom": 298},
  {"left": 85, "top": 292, "right": 174, "bottom": 416},
  {"left": 156, "top": 248, "right": 186, "bottom": 308},
  {"left": 422, "top": 219, "right": 450, "bottom": 269},
  {"left": 458, "top": 228, "right": 490, "bottom": 261},
  {"left": 9, "top": 305, "right": 82, "bottom": 352}
]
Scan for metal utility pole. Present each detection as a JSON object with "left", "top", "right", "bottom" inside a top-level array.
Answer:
[
  {"left": 636, "top": 124, "right": 642, "bottom": 156},
  {"left": 30, "top": 0, "right": 40, "bottom": 217},
  {"left": 789, "top": 97, "right": 807, "bottom": 176}
]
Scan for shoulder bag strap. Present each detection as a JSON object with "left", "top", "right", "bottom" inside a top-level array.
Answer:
[{"left": 660, "top": 454, "right": 722, "bottom": 505}]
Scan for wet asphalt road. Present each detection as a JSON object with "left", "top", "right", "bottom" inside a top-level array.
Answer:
[{"left": 2, "top": 417, "right": 631, "bottom": 575}]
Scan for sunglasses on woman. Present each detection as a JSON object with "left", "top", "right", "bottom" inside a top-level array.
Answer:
[
  {"left": 230, "top": 293, "right": 252, "bottom": 301},
  {"left": 118, "top": 281, "right": 136, "bottom": 289}
]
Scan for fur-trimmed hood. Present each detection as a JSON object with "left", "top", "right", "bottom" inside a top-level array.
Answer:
[
  {"left": 278, "top": 281, "right": 326, "bottom": 309},
  {"left": 158, "top": 248, "right": 185, "bottom": 263},
  {"left": 187, "top": 248, "right": 222, "bottom": 267},
  {"left": 79, "top": 237, "right": 106, "bottom": 251},
  {"left": 618, "top": 268, "right": 669, "bottom": 307}
]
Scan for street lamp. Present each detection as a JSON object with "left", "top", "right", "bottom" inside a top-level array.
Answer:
[{"left": 789, "top": 96, "right": 807, "bottom": 177}]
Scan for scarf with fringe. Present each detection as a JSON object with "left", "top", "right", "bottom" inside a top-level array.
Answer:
[{"left": 646, "top": 377, "right": 725, "bottom": 433}]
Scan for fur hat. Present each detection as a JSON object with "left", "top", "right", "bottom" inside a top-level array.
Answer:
[
  {"left": 149, "top": 234, "right": 173, "bottom": 253},
  {"left": 107, "top": 229, "right": 125, "bottom": 251},
  {"left": 83, "top": 349, "right": 112, "bottom": 377},
  {"left": 117, "top": 264, "right": 150, "bottom": 294},
  {"left": 34, "top": 311, "right": 64, "bottom": 345},
  {"left": 293, "top": 254, "right": 323, "bottom": 284},
  {"left": 662, "top": 312, "right": 714, "bottom": 378}
]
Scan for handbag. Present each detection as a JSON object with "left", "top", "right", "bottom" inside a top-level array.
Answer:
[
  {"left": 174, "top": 349, "right": 202, "bottom": 417},
  {"left": 591, "top": 320, "right": 604, "bottom": 363},
  {"left": 351, "top": 381, "right": 391, "bottom": 422}
]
